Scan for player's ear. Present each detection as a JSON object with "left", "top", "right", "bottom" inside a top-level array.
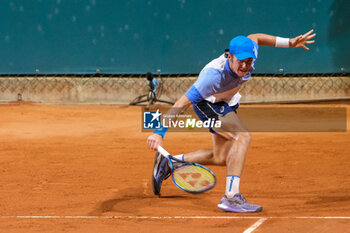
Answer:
[{"left": 228, "top": 53, "right": 236, "bottom": 62}]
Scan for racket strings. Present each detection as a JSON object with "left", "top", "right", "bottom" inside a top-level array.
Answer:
[{"left": 172, "top": 165, "right": 215, "bottom": 192}]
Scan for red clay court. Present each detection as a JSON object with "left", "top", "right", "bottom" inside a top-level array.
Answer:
[{"left": 0, "top": 103, "right": 349, "bottom": 232}]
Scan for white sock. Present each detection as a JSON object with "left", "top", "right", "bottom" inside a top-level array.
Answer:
[
  {"left": 225, "top": 175, "right": 240, "bottom": 198},
  {"left": 173, "top": 154, "right": 184, "bottom": 161}
]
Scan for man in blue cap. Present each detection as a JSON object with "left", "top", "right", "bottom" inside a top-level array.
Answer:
[{"left": 148, "top": 29, "right": 316, "bottom": 212}]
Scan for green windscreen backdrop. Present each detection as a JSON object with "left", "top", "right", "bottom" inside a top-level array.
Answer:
[{"left": 1, "top": 0, "right": 349, "bottom": 74}]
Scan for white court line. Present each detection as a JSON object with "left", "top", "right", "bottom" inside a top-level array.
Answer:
[
  {"left": 1, "top": 216, "right": 350, "bottom": 219},
  {"left": 296, "top": 216, "right": 350, "bottom": 219},
  {"left": 243, "top": 217, "right": 267, "bottom": 233}
]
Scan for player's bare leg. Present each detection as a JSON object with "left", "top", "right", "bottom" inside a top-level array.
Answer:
[
  {"left": 180, "top": 148, "right": 214, "bottom": 164},
  {"left": 216, "top": 111, "right": 261, "bottom": 212},
  {"left": 178, "top": 111, "right": 250, "bottom": 175},
  {"left": 181, "top": 133, "right": 236, "bottom": 166},
  {"left": 180, "top": 132, "right": 228, "bottom": 165},
  {"left": 214, "top": 111, "right": 251, "bottom": 175}
]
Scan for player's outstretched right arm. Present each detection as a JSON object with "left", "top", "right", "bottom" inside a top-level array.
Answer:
[
  {"left": 248, "top": 29, "right": 316, "bottom": 50},
  {"left": 147, "top": 95, "right": 192, "bottom": 150}
]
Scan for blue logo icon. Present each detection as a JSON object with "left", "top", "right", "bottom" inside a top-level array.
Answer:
[{"left": 143, "top": 110, "right": 161, "bottom": 129}]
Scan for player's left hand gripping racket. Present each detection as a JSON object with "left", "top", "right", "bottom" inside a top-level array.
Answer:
[{"left": 157, "top": 145, "right": 216, "bottom": 193}]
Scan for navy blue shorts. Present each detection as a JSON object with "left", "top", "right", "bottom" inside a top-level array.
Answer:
[{"left": 193, "top": 100, "right": 239, "bottom": 134}]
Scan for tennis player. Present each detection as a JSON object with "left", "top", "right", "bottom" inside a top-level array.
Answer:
[{"left": 148, "top": 29, "right": 316, "bottom": 213}]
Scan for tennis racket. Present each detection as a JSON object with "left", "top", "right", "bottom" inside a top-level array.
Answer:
[{"left": 157, "top": 145, "right": 216, "bottom": 193}]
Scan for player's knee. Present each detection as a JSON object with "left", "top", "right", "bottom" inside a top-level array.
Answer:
[{"left": 237, "top": 132, "right": 252, "bottom": 144}]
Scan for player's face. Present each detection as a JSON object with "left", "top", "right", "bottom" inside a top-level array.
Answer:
[{"left": 229, "top": 54, "right": 253, "bottom": 78}]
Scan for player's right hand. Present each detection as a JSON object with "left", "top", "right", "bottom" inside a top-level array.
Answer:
[
  {"left": 290, "top": 29, "right": 316, "bottom": 50},
  {"left": 147, "top": 133, "right": 163, "bottom": 150}
]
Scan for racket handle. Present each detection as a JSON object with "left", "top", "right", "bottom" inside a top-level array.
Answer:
[{"left": 157, "top": 145, "right": 170, "bottom": 157}]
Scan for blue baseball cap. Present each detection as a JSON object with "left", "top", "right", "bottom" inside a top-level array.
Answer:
[{"left": 229, "top": 36, "right": 257, "bottom": 60}]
